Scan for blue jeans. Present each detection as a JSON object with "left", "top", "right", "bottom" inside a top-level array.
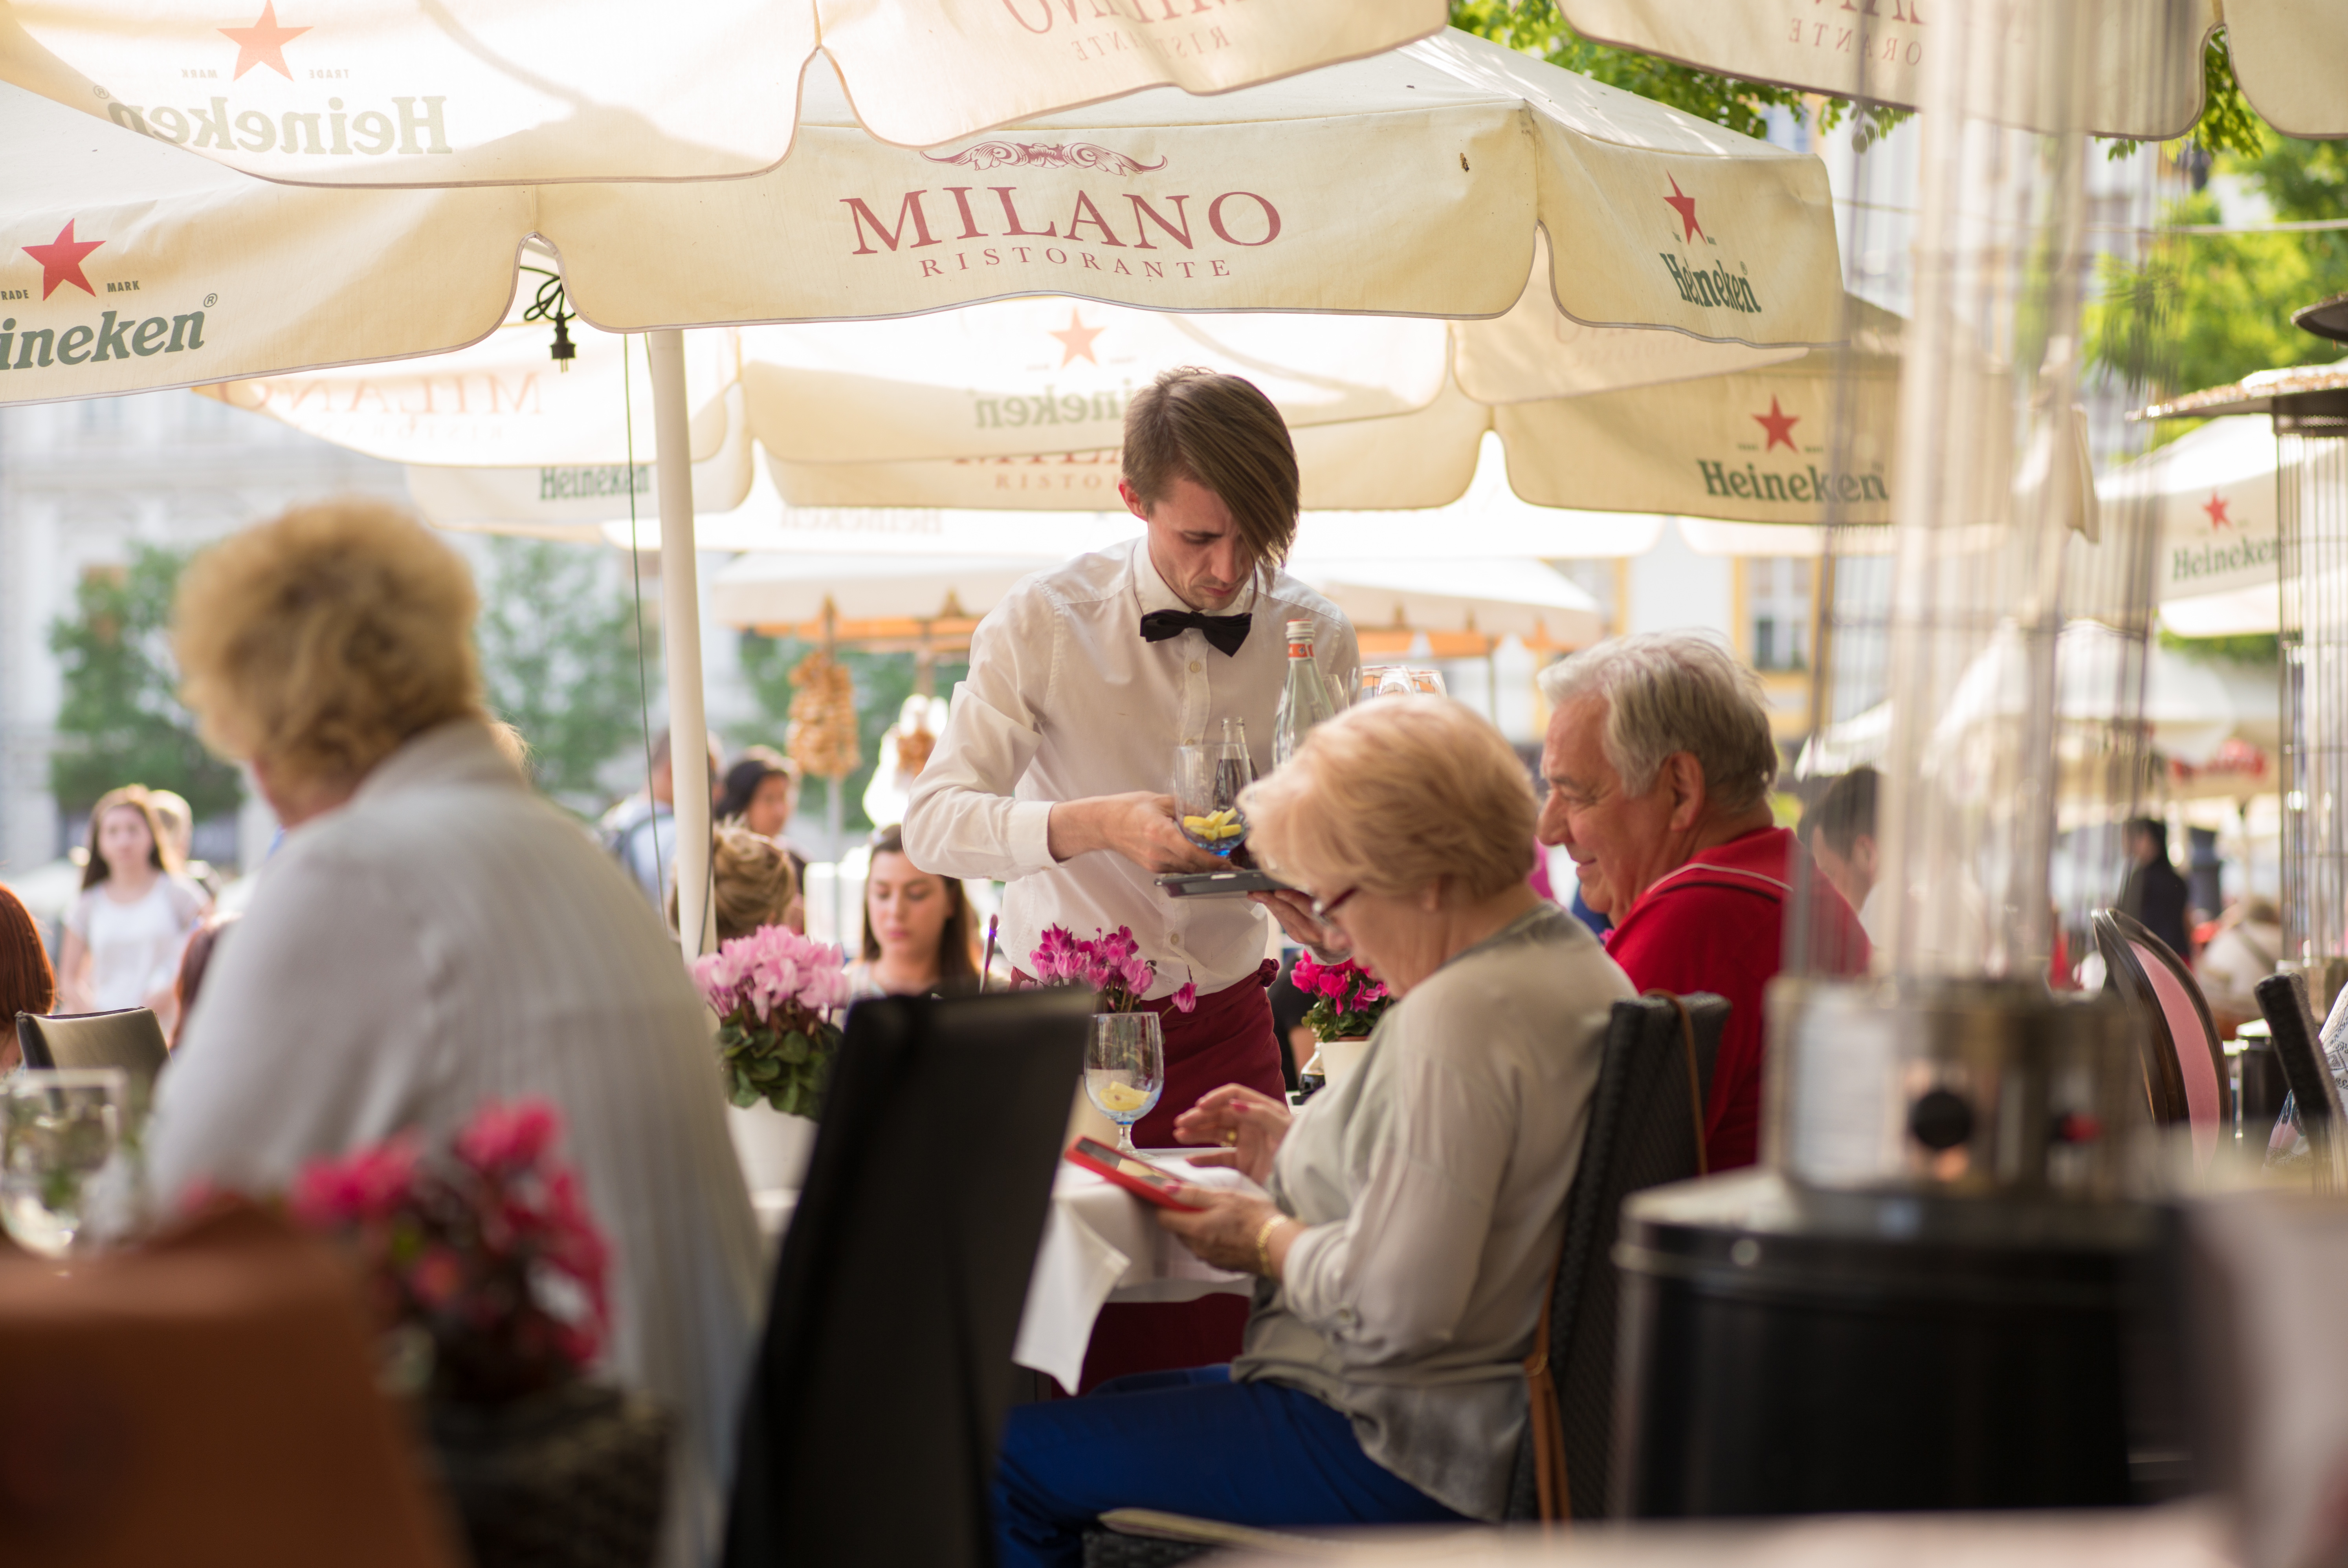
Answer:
[{"left": 992, "top": 1366, "right": 1468, "bottom": 1568}]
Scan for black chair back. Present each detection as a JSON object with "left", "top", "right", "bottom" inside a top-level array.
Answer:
[
  {"left": 1505, "top": 991, "right": 1726, "bottom": 1522},
  {"left": 722, "top": 987, "right": 1093, "bottom": 1568},
  {"left": 2254, "top": 971, "right": 2346, "bottom": 1190},
  {"left": 16, "top": 1007, "right": 171, "bottom": 1092}
]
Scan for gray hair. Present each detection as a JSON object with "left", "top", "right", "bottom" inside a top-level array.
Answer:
[{"left": 1536, "top": 632, "right": 1778, "bottom": 814}]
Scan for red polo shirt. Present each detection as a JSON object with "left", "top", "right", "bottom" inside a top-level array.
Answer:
[{"left": 1602, "top": 826, "right": 1868, "bottom": 1171}]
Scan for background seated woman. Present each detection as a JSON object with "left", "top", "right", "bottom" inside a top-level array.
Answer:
[
  {"left": 844, "top": 824, "right": 986, "bottom": 999},
  {"left": 670, "top": 824, "right": 802, "bottom": 945},
  {"left": 992, "top": 699, "right": 1633, "bottom": 1566}
]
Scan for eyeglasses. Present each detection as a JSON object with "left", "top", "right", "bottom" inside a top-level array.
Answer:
[{"left": 1310, "top": 886, "right": 1359, "bottom": 923}]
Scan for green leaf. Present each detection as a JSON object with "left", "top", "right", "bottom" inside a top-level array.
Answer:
[
  {"left": 778, "top": 1030, "right": 811, "bottom": 1065},
  {"left": 729, "top": 1084, "right": 761, "bottom": 1109}
]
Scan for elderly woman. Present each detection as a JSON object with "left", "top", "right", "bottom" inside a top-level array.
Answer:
[
  {"left": 992, "top": 699, "right": 1633, "bottom": 1564},
  {"left": 152, "top": 500, "right": 762, "bottom": 1568},
  {"left": 1535, "top": 631, "right": 1866, "bottom": 1171}
]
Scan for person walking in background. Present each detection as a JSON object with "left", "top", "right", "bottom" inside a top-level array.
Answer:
[
  {"left": 844, "top": 824, "right": 985, "bottom": 1000},
  {"left": 56, "top": 785, "right": 207, "bottom": 1035},
  {"left": 2121, "top": 816, "right": 2194, "bottom": 960},
  {"left": 154, "top": 498, "right": 761, "bottom": 1568},
  {"left": 1801, "top": 766, "right": 1883, "bottom": 944},
  {"left": 0, "top": 883, "right": 57, "bottom": 1072},
  {"left": 602, "top": 725, "right": 725, "bottom": 911},
  {"left": 145, "top": 788, "right": 223, "bottom": 901},
  {"left": 715, "top": 745, "right": 809, "bottom": 902}
]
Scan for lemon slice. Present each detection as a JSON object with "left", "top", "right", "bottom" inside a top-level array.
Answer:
[{"left": 1096, "top": 1081, "right": 1153, "bottom": 1114}]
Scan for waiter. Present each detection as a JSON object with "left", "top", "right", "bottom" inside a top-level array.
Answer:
[{"left": 906, "top": 367, "right": 1357, "bottom": 1150}]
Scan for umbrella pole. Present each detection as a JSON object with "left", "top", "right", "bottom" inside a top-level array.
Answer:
[{"left": 650, "top": 328, "right": 714, "bottom": 960}]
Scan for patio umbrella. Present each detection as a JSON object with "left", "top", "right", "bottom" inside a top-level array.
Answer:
[
  {"left": 1548, "top": 0, "right": 2346, "bottom": 140},
  {"left": 0, "top": 0, "right": 1445, "bottom": 180},
  {"left": 2101, "top": 415, "right": 2281, "bottom": 637},
  {"left": 0, "top": 28, "right": 1849, "bottom": 954}
]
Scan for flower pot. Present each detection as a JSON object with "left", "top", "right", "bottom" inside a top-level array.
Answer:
[
  {"left": 426, "top": 1381, "right": 672, "bottom": 1568},
  {"left": 1316, "top": 1036, "right": 1373, "bottom": 1089},
  {"left": 728, "top": 1101, "right": 819, "bottom": 1192}
]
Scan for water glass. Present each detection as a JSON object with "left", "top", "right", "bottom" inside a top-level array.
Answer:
[
  {"left": 1084, "top": 1013, "right": 1165, "bottom": 1156},
  {"left": 1173, "top": 739, "right": 1252, "bottom": 858},
  {"left": 3, "top": 1068, "right": 128, "bottom": 1259}
]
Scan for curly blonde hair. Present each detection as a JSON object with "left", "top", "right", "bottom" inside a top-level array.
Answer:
[
  {"left": 172, "top": 499, "right": 485, "bottom": 788},
  {"left": 1241, "top": 698, "right": 1535, "bottom": 905},
  {"left": 671, "top": 825, "right": 800, "bottom": 944}
]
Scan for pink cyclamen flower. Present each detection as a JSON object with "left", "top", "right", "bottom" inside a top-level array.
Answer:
[
  {"left": 455, "top": 1099, "right": 561, "bottom": 1177},
  {"left": 1291, "top": 953, "right": 1322, "bottom": 995},
  {"left": 1172, "top": 978, "right": 1198, "bottom": 1013}
]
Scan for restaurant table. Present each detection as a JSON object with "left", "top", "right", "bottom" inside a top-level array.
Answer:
[
  {"left": 1194, "top": 1499, "right": 2232, "bottom": 1567},
  {"left": 748, "top": 1152, "right": 1255, "bottom": 1395}
]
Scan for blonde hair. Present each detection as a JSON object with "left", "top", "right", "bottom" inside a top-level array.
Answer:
[
  {"left": 173, "top": 499, "right": 485, "bottom": 789},
  {"left": 671, "top": 824, "right": 800, "bottom": 944},
  {"left": 1241, "top": 698, "right": 1535, "bottom": 905}
]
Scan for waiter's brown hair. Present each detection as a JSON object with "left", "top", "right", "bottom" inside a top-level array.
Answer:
[{"left": 1122, "top": 368, "right": 1299, "bottom": 573}]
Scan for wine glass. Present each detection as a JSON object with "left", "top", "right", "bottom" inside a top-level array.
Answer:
[
  {"left": 1173, "top": 738, "right": 1252, "bottom": 858},
  {"left": 1409, "top": 667, "right": 1449, "bottom": 698},
  {"left": 1085, "top": 1013, "right": 1165, "bottom": 1156},
  {"left": 2, "top": 1069, "right": 128, "bottom": 1259}
]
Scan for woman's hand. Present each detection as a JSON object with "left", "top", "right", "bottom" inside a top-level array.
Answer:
[
  {"left": 1171, "top": 1083, "right": 1291, "bottom": 1185},
  {"left": 1156, "top": 1188, "right": 1297, "bottom": 1277},
  {"left": 1250, "top": 890, "right": 1350, "bottom": 960}
]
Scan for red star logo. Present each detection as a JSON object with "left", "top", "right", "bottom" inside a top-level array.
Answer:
[
  {"left": 220, "top": 2, "right": 309, "bottom": 81},
  {"left": 2203, "top": 491, "right": 2232, "bottom": 528},
  {"left": 1752, "top": 395, "right": 1799, "bottom": 452},
  {"left": 1664, "top": 175, "right": 1704, "bottom": 244},
  {"left": 22, "top": 219, "right": 102, "bottom": 300},
  {"left": 1047, "top": 309, "right": 1104, "bottom": 367}
]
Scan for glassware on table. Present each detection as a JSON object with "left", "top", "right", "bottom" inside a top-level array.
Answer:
[
  {"left": 1408, "top": 667, "right": 1448, "bottom": 698},
  {"left": 1174, "top": 730, "right": 1253, "bottom": 858},
  {"left": 2, "top": 1068, "right": 128, "bottom": 1259},
  {"left": 1084, "top": 1013, "right": 1166, "bottom": 1156}
]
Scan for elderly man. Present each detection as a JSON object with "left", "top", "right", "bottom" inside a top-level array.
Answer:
[{"left": 1537, "top": 632, "right": 1867, "bottom": 1171}]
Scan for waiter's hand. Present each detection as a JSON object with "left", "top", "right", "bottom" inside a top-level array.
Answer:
[
  {"left": 1047, "top": 792, "right": 1225, "bottom": 873},
  {"left": 1251, "top": 889, "right": 1351, "bottom": 960},
  {"left": 1174, "top": 1084, "right": 1290, "bottom": 1185}
]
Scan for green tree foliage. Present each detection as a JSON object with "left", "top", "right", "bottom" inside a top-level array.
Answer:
[
  {"left": 48, "top": 545, "right": 242, "bottom": 824},
  {"left": 475, "top": 537, "right": 653, "bottom": 810},
  {"left": 1449, "top": 0, "right": 1904, "bottom": 145},
  {"left": 2087, "top": 117, "right": 2348, "bottom": 423},
  {"left": 737, "top": 635, "right": 967, "bottom": 834}
]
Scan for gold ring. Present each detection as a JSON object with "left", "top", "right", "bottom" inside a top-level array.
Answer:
[{"left": 1222, "top": 1130, "right": 1238, "bottom": 1147}]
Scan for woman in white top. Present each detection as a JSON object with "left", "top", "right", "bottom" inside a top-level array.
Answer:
[
  {"left": 57, "top": 785, "right": 207, "bottom": 1034},
  {"left": 153, "top": 500, "right": 761, "bottom": 1568},
  {"left": 991, "top": 698, "right": 1633, "bottom": 1566},
  {"left": 843, "top": 824, "right": 987, "bottom": 1000}
]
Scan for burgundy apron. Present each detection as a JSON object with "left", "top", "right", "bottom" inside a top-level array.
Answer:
[{"left": 1052, "top": 960, "right": 1282, "bottom": 1392}]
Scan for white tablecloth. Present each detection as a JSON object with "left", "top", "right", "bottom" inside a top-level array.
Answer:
[{"left": 747, "top": 1152, "right": 1256, "bottom": 1394}]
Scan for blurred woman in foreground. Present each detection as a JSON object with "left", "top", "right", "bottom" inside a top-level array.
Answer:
[
  {"left": 154, "top": 499, "right": 760, "bottom": 1568},
  {"left": 992, "top": 699, "right": 1633, "bottom": 1564}
]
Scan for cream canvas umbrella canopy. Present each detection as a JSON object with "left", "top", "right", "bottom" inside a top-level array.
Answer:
[
  {"left": 0, "top": 28, "right": 1847, "bottom": 956},
  {"left": 1549, "top": 0, "right": 2347, "bottom": 139},
  {"left": 0, "top": 0, "right": 1445, "bottom": 181},
  {"left": 2101, "top": 415, "right": 2282, "bottom": 638}
]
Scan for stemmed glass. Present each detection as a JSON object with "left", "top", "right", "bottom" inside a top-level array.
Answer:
[
  {"left": 1084, "top": 1014, "right": 1165, "bottom": 1156},
  {"left": 2, "top": 1068, "right": 128, "bottom": 1259},
  {"left": 1174, "top": 736, "right": 1253, "bottom": 859}
]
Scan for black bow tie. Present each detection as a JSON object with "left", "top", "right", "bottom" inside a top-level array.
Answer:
[{"left": 1139, "top": 609, "right": 1251, "bottom": 658}]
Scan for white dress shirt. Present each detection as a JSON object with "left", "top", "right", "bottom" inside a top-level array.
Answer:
[
  {"left": 153, "top": 720, "right": 763, "bottom": 1568},
  {"left": 903, "top": 539, "right": 1357, "bottom": 999}
]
